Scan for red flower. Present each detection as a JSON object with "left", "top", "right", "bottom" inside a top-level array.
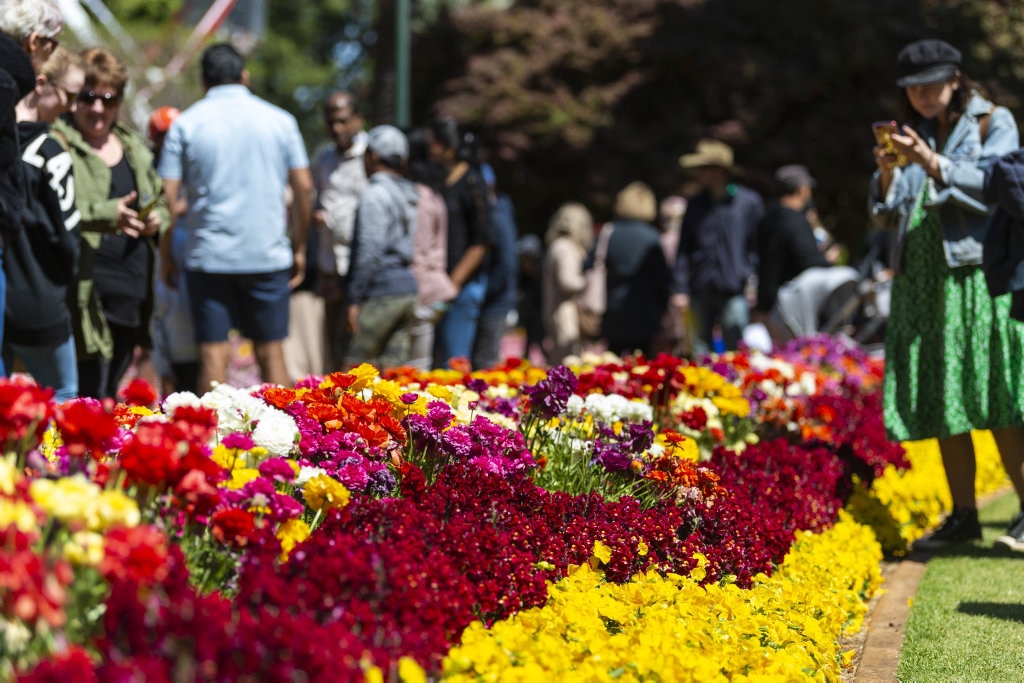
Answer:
[
  {"left": 101, "top": 526, "right": 170, "bottom": 586},
  {"left": 16, "top": 645, "right": 98, "bottom": 682},
  {"left": 211, "top": 508, "right": 257, "bottom": 548},
  {"left": 119, "top": 422, "right": 185, "bottom": 487},
  {"left": 0, "top": 378, "right": 54, "bottom": 450},
  {"left": 680, "top": 406, "right": 708, "bottom": 431},
  {"left": 119, "top": 378, "right": 158, "bottom": 407},
  {"left": 173, "top": 469, "right": 223, "bottom": 517},
  {"left": 170, "top": 404, "right": 219, "bottom": 445},
  {"left": 55, "top": 399, "right": 118, "bottom": 460}
]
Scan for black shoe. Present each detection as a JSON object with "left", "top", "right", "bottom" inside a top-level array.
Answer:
[
  {"left": 912, "top": 507, "right": 982, "bottom": 551},
  {"left": 994, "top": 510, "right": 1024, "bottom": 553}
]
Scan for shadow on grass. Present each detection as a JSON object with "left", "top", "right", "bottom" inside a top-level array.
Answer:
[
  {"left": 911, "top": 544, "right": 1021, "bottom": 560},
  {"left": 957, "top": 601, "right": 1024, "bottom": 624}
]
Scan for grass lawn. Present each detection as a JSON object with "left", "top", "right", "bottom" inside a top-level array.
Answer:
[{"left": 898, "top": 491, "right": 1024, "bottom": 680}]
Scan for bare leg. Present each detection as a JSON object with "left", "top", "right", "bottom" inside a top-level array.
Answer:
[
  {"left": 198, "top": 341, "right": 232, "bottom": 394},
  {"left": 991, "top": 426, "right": 1024, "bottom": 504},
  {"left": 254, "top": 340, "right": 291, "bottom": 387},
  {"left": 938, "top": 432, "right": 977, "bottom": 509}
]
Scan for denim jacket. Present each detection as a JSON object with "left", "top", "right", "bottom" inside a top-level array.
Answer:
[{"left": 868, "top": 93, "right": 1019, "bottom": 272}]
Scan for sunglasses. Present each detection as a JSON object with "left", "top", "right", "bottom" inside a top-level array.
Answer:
[
  {"left": 50, "top": 81, "right": 77, "bottom": 105},
  {"left": 78, "top": 90, "right": 122, "bottom": 108}
]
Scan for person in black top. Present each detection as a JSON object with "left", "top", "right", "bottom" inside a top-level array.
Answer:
[
  {"left": 426, "top": 118, "right": 493, "bottom": 369},
  {"left": 8, "top": 47, "right": 82, "bottom": 401},
  {"left": 754, "top": 164, "right": 830, "bottom": 315}
]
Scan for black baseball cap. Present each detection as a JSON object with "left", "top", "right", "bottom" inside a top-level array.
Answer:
[{"left": 896, "top": 39, "right": 961, "bottom": 87}]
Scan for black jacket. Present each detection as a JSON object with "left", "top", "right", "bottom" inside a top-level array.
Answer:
[
  {"left": 6, "top": 121, "right": 80, "bottom": 345},
  {"left": 0, "top": 33, "right": 36, "bottom": 244},
  {"left": 755, "top": 203, "right": 829, "bottom": 312},
  {"left": 981, "top": 149, "right": 1024, "bottom": 320}
]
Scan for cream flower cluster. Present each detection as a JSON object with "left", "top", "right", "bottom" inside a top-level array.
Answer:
[{"left": 194, "top": 384, "right": 300, "bottom": 457}]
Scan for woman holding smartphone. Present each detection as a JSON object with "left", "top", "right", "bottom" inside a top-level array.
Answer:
[
  {"left": 869, "top": 39, "right": 1024, "bottom": 551},
  {"left": 53, "top": 46, "right": 167, "bottom": 399}
]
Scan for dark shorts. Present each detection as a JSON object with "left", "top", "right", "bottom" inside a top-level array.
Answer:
[{"left": 185, "top": 269, "right": 290, "bottom": 344}]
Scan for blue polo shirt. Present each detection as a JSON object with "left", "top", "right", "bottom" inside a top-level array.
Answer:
[{"left": 158, "top": 84, "right": 309, "bottom": 274}]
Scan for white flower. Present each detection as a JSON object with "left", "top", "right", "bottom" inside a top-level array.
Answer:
[
  {"left": 200, "top": 384, "right": 299, "bottom": 456},
  {"left": 161, "top": 391, "right": 202, "bottom": 417},
  {"left": 251, "top": 411, "right": 300, "bottom": 456},
  {"left": 296, "top": 466, "right": 328, "bottom": 486}
]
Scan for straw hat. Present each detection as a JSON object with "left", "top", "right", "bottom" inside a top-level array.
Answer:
[{"left": 678, "top": 139, "right": 737, "bottom": 172}]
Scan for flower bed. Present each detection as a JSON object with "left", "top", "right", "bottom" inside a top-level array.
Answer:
[{"left": 0, "top": 336, "right": 1008, "bottom": 680}]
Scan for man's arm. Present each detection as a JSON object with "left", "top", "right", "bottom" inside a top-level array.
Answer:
[
  {"left": 159, "top": 177, "right": 182, "bottom": 289},
  {"left": 287, "top": 166, "right": 314, "bottom": 289}
]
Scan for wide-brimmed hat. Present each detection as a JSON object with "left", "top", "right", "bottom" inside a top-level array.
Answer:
[
  {"left": 896, "top": 39, "right": 961, "bottom": 87},
  {"left": 679, "top": 139, "right": 736, "bottom": 172}
]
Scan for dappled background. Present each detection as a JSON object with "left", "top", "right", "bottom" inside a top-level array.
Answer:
[{"left": 85, "top": 0, "right": 1024, "bottom": 258}]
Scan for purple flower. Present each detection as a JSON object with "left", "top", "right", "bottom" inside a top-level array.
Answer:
[
  {"left": 366, "top": 464, "right": 397, "bottom": 496},
  {"left": 223, "top": 432, "right": 256, "bottom": 451},
  {"left": 467, "top": 378, "right": 489, "bottom": 394},
  {"left": 258, "top": 457, "right": 296, "bottom": 482},
  {"left": 524, "top": 365, "right": 577, "bottom": 419},
  {"left": 426, "top": 401, "right": 454, "bottom": 431},
  {"left": 401, "top": 392, "right": 419, "bottom": 405}
]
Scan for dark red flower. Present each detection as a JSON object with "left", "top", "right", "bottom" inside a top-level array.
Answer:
[{"left": 211, "top": 508, "right": 257, "bottom": 548}]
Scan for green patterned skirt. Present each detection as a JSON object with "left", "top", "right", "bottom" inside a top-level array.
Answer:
[{"left": 883, "top": 196, "right": 1024, "bottom": 442}]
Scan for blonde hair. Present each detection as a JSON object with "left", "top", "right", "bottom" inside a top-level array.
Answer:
[
  {"left": 80, "top": 46, "right": 127, "bottom": 95},
  {"left": 546, "top": 202, "right": 594, "bottom": 251},
  {"left": 613, "top": 181, "right": 657, "bottom": 223},
  {"left": 40, "top": 46, "right": 80, "bottom": 84}
]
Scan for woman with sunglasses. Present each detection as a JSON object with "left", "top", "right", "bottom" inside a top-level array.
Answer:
[
  {"left": 7, "top": 46, "right": 82, "bottom": 401},
  {"left": 53, "top": 46, "right": 168, "bottom": 399}
]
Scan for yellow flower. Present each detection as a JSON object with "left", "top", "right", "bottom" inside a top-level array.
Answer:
[
  {"left": 425, "top": 384, "right": 454, "bottom": 403},
  {"left": 636, "top": 541, "right": 649, "bottom": 557},
  {"left": 0, "top": 454, "right": 21, "bottom": 495},
  {"left": 347, "top": 363, "right": 379, "bottom": 391},
  {"left": 0, "top": 499, "right": 38, "bottom": 533},
  {"left": 591, "top": 540, "right": 612, "bottom": 566},
  {"left": 372, "top": 379, "right": 405, "bottom": 407},
  {"left": 226, "top": 468, "right": 260, "bottom": 490},
  {"left": 397, "top": 657, "right": 426, "bottom": 683},
  {"left": 303, "top": 474, "right": 351, "bottom": 512},
  {"left": 63, "top": 530, "right": 105, "bottom": 566},
  {"left": 276, "top": 518, "right": 311, "bottom": 561}
]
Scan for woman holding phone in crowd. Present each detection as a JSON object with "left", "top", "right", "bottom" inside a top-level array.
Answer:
[
  {"left": 869, "top": 39, "right": 1024, "bottom": 551},
  {"left": 53, "top": 46, "right": 167, "bottom": 399}
]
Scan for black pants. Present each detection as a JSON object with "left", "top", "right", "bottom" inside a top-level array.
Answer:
[{"left": 78, "top": 322, "right": 141, "bottom": 399}]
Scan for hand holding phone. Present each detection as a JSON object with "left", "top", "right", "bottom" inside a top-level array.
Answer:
[
  {"left": 872, "top": 121, "right": 908, "bottom": 167},
  {"left": 138, "top": 194, "right": 159, "bottom": 220}
]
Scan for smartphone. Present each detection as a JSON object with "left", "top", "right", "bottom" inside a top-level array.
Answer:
[
  {"left": 872, "top": 120, "right": 907, "bottom": 166},
  {"left": 138, "top": 195, "right": 159, "bottom": 220}
]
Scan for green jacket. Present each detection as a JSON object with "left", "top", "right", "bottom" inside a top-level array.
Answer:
[{"left": 52, "top": 116, "right": 170, "bottom": 360}]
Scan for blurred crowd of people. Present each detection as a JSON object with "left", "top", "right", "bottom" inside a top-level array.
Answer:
[{"left": 0, "top": 0, "right": 883, "bottom": 405}]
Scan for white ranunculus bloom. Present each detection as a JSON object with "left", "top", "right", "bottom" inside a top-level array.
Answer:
[{"left": 295, "top": 466, "right": 328, "bottom": 486}]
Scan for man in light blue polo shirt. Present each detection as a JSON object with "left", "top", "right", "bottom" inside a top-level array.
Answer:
[{"left": 159, "top": 43, "right": 313, "bottom": 392}]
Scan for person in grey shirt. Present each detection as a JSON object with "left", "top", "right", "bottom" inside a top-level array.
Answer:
[
  {"left": 343, "top": 125, "right": 418, "bottom": 369},
  {"left": 311, "top": 91, "right": 366, "bottom": 370}
]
